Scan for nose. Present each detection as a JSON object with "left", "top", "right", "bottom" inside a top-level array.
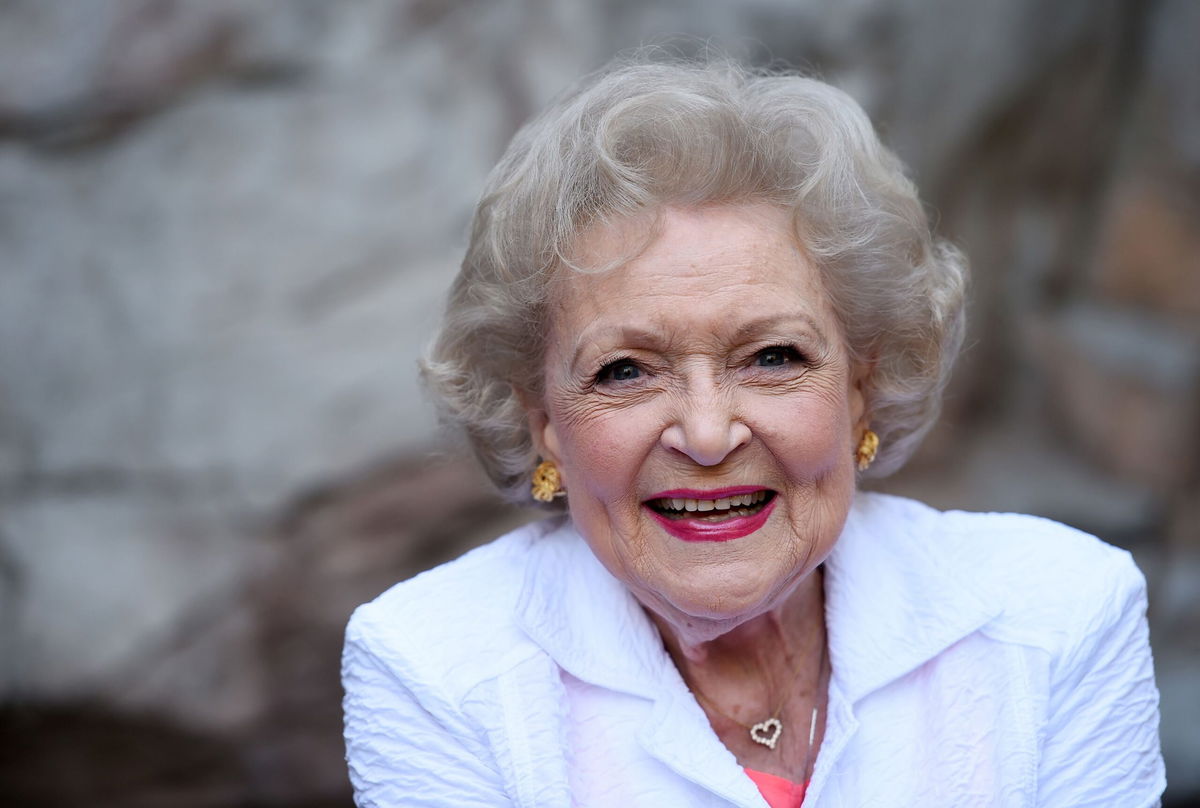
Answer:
[{"left": 660, "top": 394, "right": 751, "bottom": 466}]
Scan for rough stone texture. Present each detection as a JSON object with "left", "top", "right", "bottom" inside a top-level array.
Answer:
[
  {"left": 0, "top": 0, "right": 601, "bottom": 713},
  {"left": 1030, "top": 303, "right": 1200, "bottom": 491},
  {"left": 1, "top": 0, "right": 1198, "bottom": 803},
  {"left": 1, "top": 455, "right": 535, "bottom": 806}
]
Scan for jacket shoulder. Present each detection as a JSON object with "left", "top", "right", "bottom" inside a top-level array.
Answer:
[
  {"left": 343, "top": 518, "right": 556, "bottom": 703},
  {"left": 855, "top": 493, "right": 1146, "bottom": 653},
  {"left": 933, "top": 502, "right": 1147, "bottom": 654}
]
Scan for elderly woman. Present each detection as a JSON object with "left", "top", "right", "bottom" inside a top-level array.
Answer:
[{"left": 341, "top": 57, "right": 1164, "bottom": 807}]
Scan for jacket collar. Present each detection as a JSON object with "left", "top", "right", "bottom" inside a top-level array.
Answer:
[
  {"left": 515, "top": 517, "right": 675, "bottom": 699},
  {"left": 823, "top": 492, "right": 1002, "bottom": 703},
  {"left": 513, "top": 517, "right": 768, "bottom": 805},
  {"left": 515, "top": 492, "right": 1003, "bottom": 707}
]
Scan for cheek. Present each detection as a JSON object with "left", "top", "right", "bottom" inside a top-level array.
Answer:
[
  {"left": 555, "top": 409, "right": 656, "bottom": 498},
  {"left": 751, "top": 395, "right": 854, "bottom": 473}
]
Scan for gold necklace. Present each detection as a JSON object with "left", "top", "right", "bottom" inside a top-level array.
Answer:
[{"left": 687, "top": 635, "right": 828, "bottom": 780}]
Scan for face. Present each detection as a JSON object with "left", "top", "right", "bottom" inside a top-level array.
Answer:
[{"left": 529, "top": 204, "right": 868, "bottom": 643}]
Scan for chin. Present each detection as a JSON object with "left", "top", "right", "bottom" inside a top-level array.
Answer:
[{"left": 648, "top": 580, "right": 779, "bottom": 636}]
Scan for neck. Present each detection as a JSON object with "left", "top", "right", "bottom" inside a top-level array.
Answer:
[
  {"left": 652, "top": 569, "right": 829, "bottom": 777},
  {"left": 652, "top": 568, "right": 826, "bottom": 682}
]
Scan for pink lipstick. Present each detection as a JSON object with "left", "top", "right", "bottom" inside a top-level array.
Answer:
[{"left": 642, "top": 487, "right": 777, "bottom": 543}]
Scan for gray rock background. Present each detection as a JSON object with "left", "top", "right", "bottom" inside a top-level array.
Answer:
[{"left": 1, "top": 0, "right": 1196, "bottom": 804}]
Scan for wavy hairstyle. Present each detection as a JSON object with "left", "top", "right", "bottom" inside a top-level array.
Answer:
[{"left": 421, "top": 55, "right": 968, "bottom": 506}]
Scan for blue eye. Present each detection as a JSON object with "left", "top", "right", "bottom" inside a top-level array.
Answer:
[
  {"left": 597, "top": 360, "right": 640, "bottom": 383},
  {"left": 756, "top": 346, "right": 800, "bottom": 367}
]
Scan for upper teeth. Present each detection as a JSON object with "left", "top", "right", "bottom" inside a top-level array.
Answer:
[{"left": 657, "top": 491, "right": 768, "bottom": 512}]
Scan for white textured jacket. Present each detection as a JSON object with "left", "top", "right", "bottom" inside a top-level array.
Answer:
[{"left": 342, "top": 493, "right": 1165, "bottom": 807}]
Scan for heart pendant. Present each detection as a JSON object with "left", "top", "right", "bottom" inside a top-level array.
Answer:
[{"left": 749, "top": 717, "right": 782, "bottom": 750}]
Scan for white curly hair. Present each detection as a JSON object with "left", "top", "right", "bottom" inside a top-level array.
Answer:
[{"left": 421, "top": 54, "right": 968, "bottom": 506}]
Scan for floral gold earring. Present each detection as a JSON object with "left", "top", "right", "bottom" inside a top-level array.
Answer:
[
  {"left": 531, "top": 460, "right": 565, "bottom": 502},
  {"left": 855, "top": 429, "right": 879, "bottom": 471}
]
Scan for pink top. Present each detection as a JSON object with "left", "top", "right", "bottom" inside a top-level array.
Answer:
[{"left": 744, "top": 767, "right": 809, "bottom": 808}]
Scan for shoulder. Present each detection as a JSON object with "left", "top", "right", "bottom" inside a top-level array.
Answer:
[
  {"left": 857, "top": 492, "right": 1148, "bottom": 655},
  {"left": 343, "top": 517, "right": 564, "bottom": 704},
  {"left": 943, "top": 501, "right": 1145, "bottom": 655},
  {"left": 847, "top": 495, "right": 1163, "bottom": 801}
]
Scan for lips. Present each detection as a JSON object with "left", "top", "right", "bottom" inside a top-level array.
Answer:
[{"left": 643, "top": 487, "right": 777, "bottom": 542}]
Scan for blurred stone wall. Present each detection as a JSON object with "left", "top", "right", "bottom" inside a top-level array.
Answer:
[{"left": 0, "top": 0, "right": 1196, "bottom": 805}]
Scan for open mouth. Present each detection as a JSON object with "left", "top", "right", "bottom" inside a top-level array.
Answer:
[{"left": 646, "top": 490, "right": 776, "bottom": 522}]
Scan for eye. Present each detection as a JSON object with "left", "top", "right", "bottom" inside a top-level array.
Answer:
[
  {"left": 596, "top": 359, "right": 641, "bottom": 384},
  {"left": 755, "top": 346, "right": 802, "bottom": 367}
]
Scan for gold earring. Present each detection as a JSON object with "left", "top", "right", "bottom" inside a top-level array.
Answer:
[
  {"left": 531, "top": 460, "right": 564, "bottom": 502},
  {"left": 855, "top": 429, "right": 879, "bottom": 471}
]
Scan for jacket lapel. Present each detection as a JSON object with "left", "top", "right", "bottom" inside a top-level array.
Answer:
[
  {"left": 515, "top": 518, "right": 663, "bottom": 698},
  {"left": 513, "top": 493, "right": 1004, "bottom": 807},
  {"left": 515, "top": 519, "right": 766, "bottom": 805},
  {"left": 823, "top": 492, "right": 1003, "bottom": 703}
]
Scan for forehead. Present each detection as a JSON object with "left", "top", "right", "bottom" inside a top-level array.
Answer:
[{"left": 548, "top": 204, "right": 839, "bottom": 345}]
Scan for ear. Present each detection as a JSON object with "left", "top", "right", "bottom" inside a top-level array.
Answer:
[
  {"left": 848, "top": 357, "right": 875, "bottom": 431},
  {"left": 526, "top": 407, "right": 562, "bottom": 464},
  {"left": 518, "top": 389, "right": 565, "bottom": 481}
]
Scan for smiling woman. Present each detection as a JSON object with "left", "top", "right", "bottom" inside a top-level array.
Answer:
[
  {"left": 534, "top": 205, "right": 860, "bottom": 651},
  {"left": 341, "top": 54, "right": 1164, "bottom": 807}
]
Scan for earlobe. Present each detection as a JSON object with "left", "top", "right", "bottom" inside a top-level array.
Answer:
[
  {"left": 517, "top": 382, "right": 567, "bottom": 486},
  {"left": 527, "top": 408, "right": 568, "bottom": 496}
]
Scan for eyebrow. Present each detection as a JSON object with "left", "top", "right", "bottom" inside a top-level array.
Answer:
[
  {"left": 568, "top": 325, "right": 671, "bottom": 372},
  {"left": 568, "top": 313, "right": 829, "bottom": 371},
  {"left": 731, "top": 313, "right": 828, "bottom": 346}
]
